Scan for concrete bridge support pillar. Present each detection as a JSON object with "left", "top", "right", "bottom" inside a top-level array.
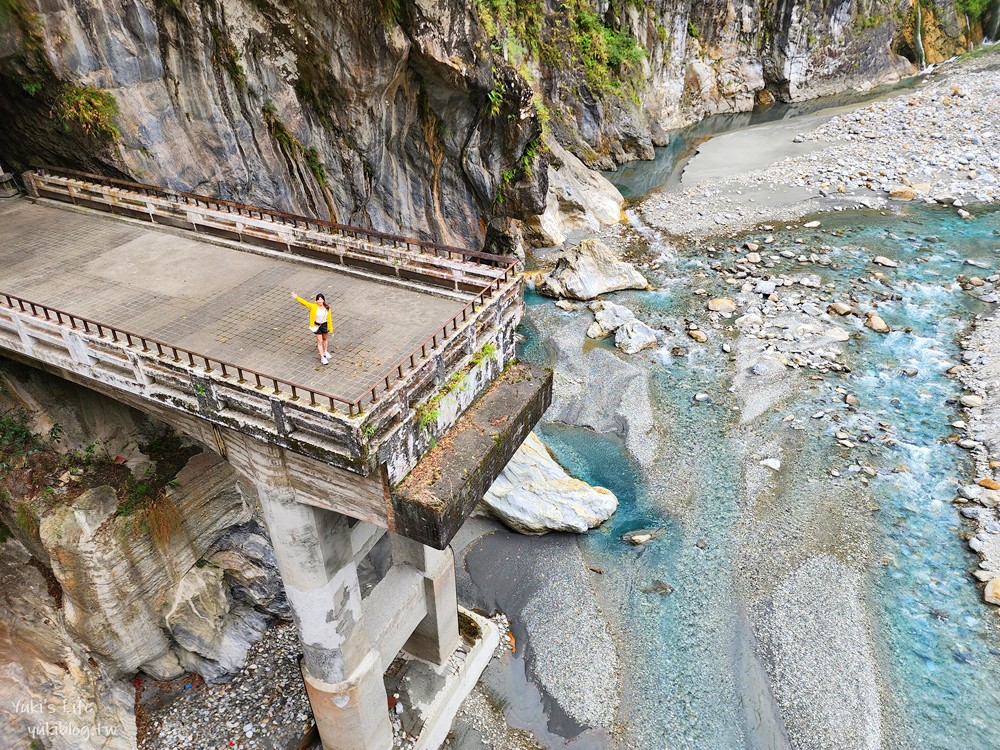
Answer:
[
  {"left": 256, "top": 480, "right": 392, "bottom": 750},
  {"left": 390, "top": 534, "right": 461, "bottom": 665}
]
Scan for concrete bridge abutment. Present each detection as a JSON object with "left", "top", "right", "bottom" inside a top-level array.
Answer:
[
  {"left": 1, "top": 173, "right": 556, "bottom": 749},
  {"left": 251, "top": 454, "right": 466, "bottom": 750}
]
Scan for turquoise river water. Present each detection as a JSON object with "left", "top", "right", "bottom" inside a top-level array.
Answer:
[{"left": 511, "top": 203, "right": 1000, "bottom": 748}]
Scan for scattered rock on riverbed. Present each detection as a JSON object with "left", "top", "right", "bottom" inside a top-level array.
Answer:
[
  {"left": 587, "top": 300, "right": 636, "bottom": 338},
  {"left": 708, "top": 297, "right": 737, "bottom": 313},
  {"left": 828, "top": 302, "right": 853, "bottom": 316},
  {"left": 622, "top": 528, "right": 663, "bottom": 545},
  {"left": 688, "top": 329, "right": 709, "bottom": 343},
  {"left": 865, "top": 312, "right": 890, "bottom": 333},
  {"left": 616, "top": 320, "right": 658, "bottom": 354}
]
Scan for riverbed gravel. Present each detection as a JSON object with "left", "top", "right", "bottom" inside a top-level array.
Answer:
[
  {"left": 520, "top": 553, "right": 620, "bottom": 729},
  {"left": 957, "top": 311, "right": 1000, "bottom": 601},
  {"left": 140, "top": 623, "right": 313, "bottom": 750},
  {"left": 637, "top": 50, "right": 1000, "bottom": 239},
  {"left": 755, "top": 555, "right": 882, "bottom": 750}
]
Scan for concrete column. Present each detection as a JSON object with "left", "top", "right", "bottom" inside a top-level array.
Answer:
[
  {"left": 390, "top": 534, "right": 461, "bottom": 665},
  {"left": 254, "top": 466, "right": 392, "bottom": 750}
]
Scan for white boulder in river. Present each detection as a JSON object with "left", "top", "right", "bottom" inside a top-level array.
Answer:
[
  {"left": 483, "top": 432, "right": 618, "bottom": 534},
  {"left": 539, "top": 238, "right": 648, "bottom": 300},
  {"left": 615, "top": 320, "right": 658, "bottom": 354}
]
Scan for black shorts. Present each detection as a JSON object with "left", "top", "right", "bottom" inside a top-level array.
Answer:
[{"left": 314, "top": 322, "right": 329, "bottom": 335}]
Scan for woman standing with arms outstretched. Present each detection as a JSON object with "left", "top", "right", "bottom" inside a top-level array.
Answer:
[{"left": 292, "top": 291, "right": 334, "bottom": 365}]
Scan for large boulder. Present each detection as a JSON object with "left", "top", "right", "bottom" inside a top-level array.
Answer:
[
  {"left": 0, "top": 540, "right": 137, "bottom": 750},
  {"left": 483, "top": 433, "right": 618, "bottom": 534},
  {"left": 208, "top": 521, "right": 290, "bottom": 619},
  {"left": 615, "top": 320, "right": 658, "bottom": 354},
  {"left": 164, "top": 564, "right": 269, "bottom": 684},
  {"left": 527, "top": 139, "right": 625, "bottom": 247},
  {"left": 38, "top": 453, "right": 252, "bottom": 678},
  {"left": 539, "top": 239, "right": 648, "bottom": 300},
  {"left": 586, "top": 300, "right": 636, "bottom": 338}
]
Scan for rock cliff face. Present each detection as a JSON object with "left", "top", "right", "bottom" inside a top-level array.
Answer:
[
  {"left": 0, "top": 360, "right": 288, "bottom": 749},
  {"left": 0, "top": 0, "right": 545, "bottom": 250},
  {"left": 0, "top": 0, "right": 984, "bottom": 251},
  {"left": 480, "top": 0, "right": 978, "bottom": 170}
]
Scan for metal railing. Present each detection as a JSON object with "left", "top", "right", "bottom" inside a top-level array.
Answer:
[
  {"left": 33, "top": 166, "right": 511, "bottom": 269},
  {"left": 14, "top": 168, "right": 523, "bottom": 419},
  {"left": 362, "top": 270, "right": 518, "bottom": 403},
  {"left": 0, "top": 292, "right": 364, "bottom": 416}
]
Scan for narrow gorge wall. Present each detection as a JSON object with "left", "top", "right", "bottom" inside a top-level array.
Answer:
[
  {"left": 0, "top": 0, "right": 987, "bottom": 240},
  {"left": 0, "top": 0, "right": 546, "bottom": 250},
  {"left": 478, "top": 0, "right": 982, "bottom": 170}
]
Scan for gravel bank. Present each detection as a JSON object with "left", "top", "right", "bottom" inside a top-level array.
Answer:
[
  {"left": 957, "top": 310, "right": 1000, "bottom": 602},
  {"left": 754, "top": 555, "right": 882, "bottom": 750},
  {"left": 637, "top": 50, "right": 1000, "bottom": 239}
]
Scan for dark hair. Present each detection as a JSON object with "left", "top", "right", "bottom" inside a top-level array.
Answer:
[{"left": 316, "top": 294, "right": 326, "bottom": 305}]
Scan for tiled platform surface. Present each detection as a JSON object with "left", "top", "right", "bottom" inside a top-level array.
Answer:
[{"left": 0, "top": 198, "right": 465, "bottom": 403}]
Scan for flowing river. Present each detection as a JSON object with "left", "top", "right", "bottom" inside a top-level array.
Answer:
[{"left": 457, "top": 201, "right": 1000, "bottom": 749}]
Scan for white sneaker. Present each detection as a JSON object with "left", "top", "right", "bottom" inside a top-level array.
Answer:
[{"left": 320, "top": 355, "right": 329, "bottom": 365}]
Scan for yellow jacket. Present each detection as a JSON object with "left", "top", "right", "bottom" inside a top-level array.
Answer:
[{"left": 295, "top": 296, "right": 334, "bottom": 331}]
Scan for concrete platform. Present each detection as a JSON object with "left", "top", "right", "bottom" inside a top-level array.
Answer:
[
  {"left": 0, "top": 198, "right": 464, "bottom": 404},
  {"left": 384, "top": 609, "right": 500, "bottom": 750},
  {"left": 392, "top": 363, "right": 553, "bottom": 549}
]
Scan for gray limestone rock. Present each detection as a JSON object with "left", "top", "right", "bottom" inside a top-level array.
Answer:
[
  {"left": 539, "top": 239, "right": 648, "bottom": 300},
  {"left": 615, "top": 320, "right": 659, "bottom": 354},
  {"left": 37, "top": 453, "right": 252, "bottom": 677},
  {"left": 165, "top": 565, "right": 270, "bottom": 684},
  {"left": 483, "top": 433, "right": 618, "bottom": 535}
]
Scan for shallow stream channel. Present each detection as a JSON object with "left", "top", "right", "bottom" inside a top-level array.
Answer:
[{"left": 455, "top": 200, "right": 1000, "bottom": 749}]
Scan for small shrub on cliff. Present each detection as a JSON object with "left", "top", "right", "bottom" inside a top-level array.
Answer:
[
  {"left": 487, "top": 78, "right": 506, "bottom": 117},
  {"left": 53, "top": 86, "right": 120, "bottom": 141},
  {"left": 145, "top": 494, "right": 183, "bottom": 547},
  {"left": 0, "top": 0, "right": 45, "bottom": 55},
  {"left": 475, "top": 0, "right": 644, "bottom": 101},
  {"left": 0, "top": 409, "right": 45, "bottom": 472},
  {"left": 210, "top": 26, "right": 247, "bottom": 90},
  {"left": 475, "top": 0, "right": 545, "bottom": 57},
  {"left": 570, "top": 5, "right": 644, "bottom": 97},
  {"left": 958, "top": 0, "right": 991, "bottom": 22},
  {"left": 14, "top": 500, "right": 38, "bottom": 541},
  {"left": 0, "top": 522, "right": 10, "bottom": 544},
  {"left": 262, "top": 102, "right": 331, "bottom": 191},
  {"left": 304, "top": 147, "right": 329, "bottom": 189}
]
